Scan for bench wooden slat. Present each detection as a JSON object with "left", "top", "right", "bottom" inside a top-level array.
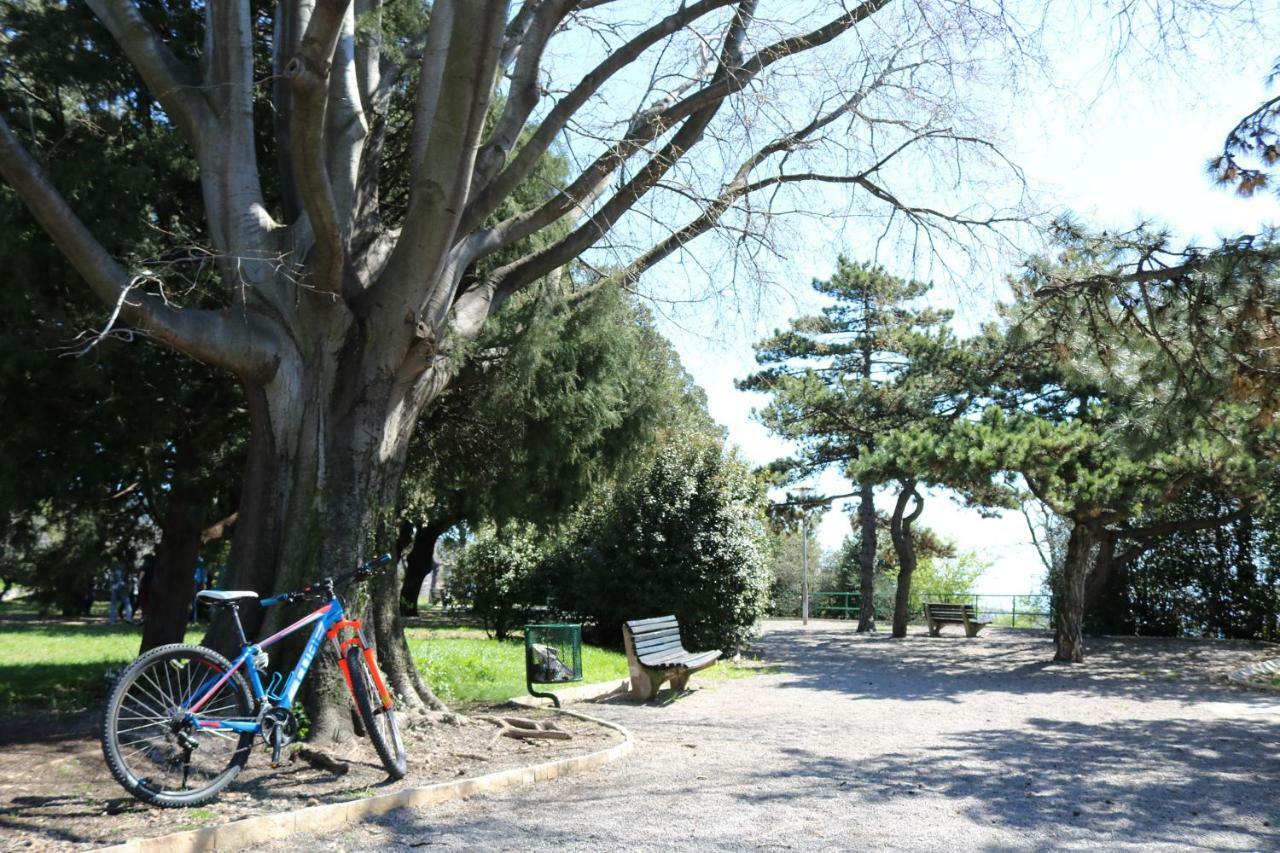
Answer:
[
  {"left": 626, "top": 615, "right": 680, "bottom": 630},
  {"left": 923, "top": 602, "right": 989, "bottom": 638},
  {"left": 628, "top": 624, "right": 681, "bottom": 639},
  {"left": 638, "top": 648, "right": 692, "bottom": 665},
  {"left": 634, "top": 635, "right": 686, "bottom": 653},
  {"left": 633, "top": 628, "right": 681, "bottom": 644},
  {"left": 638, "top": 649, "right": 720, "bottom": 669}
]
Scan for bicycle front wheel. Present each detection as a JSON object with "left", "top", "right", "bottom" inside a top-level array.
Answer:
[
  {"left": 102, "top": 643, "right": 254, "bottom": 807},
  {"left": 345, "top": 645, "right": 407, "bottom": 778}
]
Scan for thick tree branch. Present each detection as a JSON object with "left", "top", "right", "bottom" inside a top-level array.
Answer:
[
  {"left": 326, "top": 5, "right": 371, "bottom": 243},
  {"left": 374, "top": 1, "right": 509, "bottom": 330},
  {"left": 0, "top": 114, "right": 278, "bottom": 378},
  {"left": 471, "top": 0, "right": 576, "bottom": 193},
  {"left": 408, "top": 0, "right": 457, "bottom": 175},
  {"left": 354, "top": 0, "right": 384, "bottom": 117},
  {"left": 85, "top": 0, "right": 215, "bottom": 147},
  {"left": 471, "top": 0, "right": 888, "bottom": 261},
  {"left": 286, "top": 0, "right": 353, "bottom": 296}
]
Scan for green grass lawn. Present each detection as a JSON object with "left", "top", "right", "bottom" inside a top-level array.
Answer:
[
  {"left": 0, "top": 621, "right": 201, "bottom": 714},
  {"left": 405, "top": 618, "right": 776, "bottom": 705},
  {"left": 0, "top": 604, "right": 773, "bottom": 714},
  {"left": 406, "top": 623, "right": 631, "bottom": 705}
]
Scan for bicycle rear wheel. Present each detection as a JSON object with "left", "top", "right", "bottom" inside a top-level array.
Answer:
[
  {"left": 345, "top": 645, "right": 407, "bottom": 778},
  {"left": 102, "top": 643, "right": 254, "bottom": 807}
]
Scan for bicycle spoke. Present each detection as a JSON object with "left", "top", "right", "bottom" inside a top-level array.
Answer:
[
  {"left": 143, "top": 668, "right": 174, "bottom": 707},
  {"left": 116, "top": 720, "right": 169, "bottom": 737}
]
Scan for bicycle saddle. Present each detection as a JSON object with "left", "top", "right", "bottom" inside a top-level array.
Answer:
[{"left": 195, "top": 590, "right": 259, "bottom": 604}]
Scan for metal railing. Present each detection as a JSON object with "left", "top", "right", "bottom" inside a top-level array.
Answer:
[{"left": 807, "top": 591, "right": 1053, "bottom": 629}]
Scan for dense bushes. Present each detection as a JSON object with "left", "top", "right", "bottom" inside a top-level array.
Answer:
[
  {"left": 451, "top": 433, "right": 771, "bottom": 654},
  {"left": 447, "top": 524, "right": 549, "bottom": 640},
  {"left": 550, "top": 435, "right": 770, "bottom": 654}
]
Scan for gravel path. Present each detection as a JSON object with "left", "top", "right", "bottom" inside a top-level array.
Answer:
[{"left": 267, "top": 623, "right": 1280, "bottom": 851}]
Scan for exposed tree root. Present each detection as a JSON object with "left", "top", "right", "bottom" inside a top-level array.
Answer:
[
  {"left": 475, "top": 714, "right": 572, "bottom": 743},
  {"left": 291, "top": 745, "right": 351, "bottom": 775}
]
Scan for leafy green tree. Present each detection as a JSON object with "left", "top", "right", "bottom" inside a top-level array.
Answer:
[
  {"left": 0, "top": 0, "right": 245, "bottom": 645},
  {"left": 446, "top": 522, "right": 548, "bottom": 641},
  {"left": 1090, "top": 487, "right": 1279, "bottom": 640},
  {"left": 396, "top": 286, "right": 712, "bottom": 610},
  {"left": 743, "top": 258, "right": 976, "bottom": 636},
  {"left": 858, "top": 274, "right": 1279, "bottom": 661}
]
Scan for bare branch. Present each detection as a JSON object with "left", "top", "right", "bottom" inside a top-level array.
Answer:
[
  {"left": 473, "top": 0, "right": 890, "bottom": 262},
  {"left": 472, "top": 0, "right": 577, "bottom": 192},
  {"left": 459, "top": 0, "right": 739, "bottom": 234}
]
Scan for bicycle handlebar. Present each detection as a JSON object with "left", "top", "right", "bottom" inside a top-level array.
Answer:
[{"left": 260, "top": 553, "right": 393, "bottom": 607}]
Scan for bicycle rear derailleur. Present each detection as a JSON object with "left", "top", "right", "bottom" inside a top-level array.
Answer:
[{"left": 259, "top": 705, "right": 298, "bottom": 767}]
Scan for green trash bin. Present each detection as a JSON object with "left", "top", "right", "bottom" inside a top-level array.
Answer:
[{"left": 524, "top": 623, "right": 582, "bottom": 708}]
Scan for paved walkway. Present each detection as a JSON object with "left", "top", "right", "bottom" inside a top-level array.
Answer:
[{"left": 270, "top": 622, "right": 1280, "bottom": 851}]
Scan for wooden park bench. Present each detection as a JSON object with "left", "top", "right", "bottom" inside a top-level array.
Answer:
[
  {"left": 622, "top": 615, "right": 721, "bottom": 701},
  {"left": 923, "top": 602, "right": 990, "bottom": 638}
]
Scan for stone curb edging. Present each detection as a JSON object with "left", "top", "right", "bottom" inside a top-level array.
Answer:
[
  {"left": 98, "top": 708, "right": 633, "bottom": 853},
  {"left": 1227, "top": 657, "right": 1280, "bottom": 686}
]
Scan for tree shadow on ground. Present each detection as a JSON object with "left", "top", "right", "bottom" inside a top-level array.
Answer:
[
  {"left": 754, "top": 624, "right": 1280, "bottom": 708},
  {"left": 742, "top": 714, "right": 1279, "bottom": 848}
]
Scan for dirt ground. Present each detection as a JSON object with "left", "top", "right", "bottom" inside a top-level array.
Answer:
[{"left": 0, "top": 703, "right": 622, "bottom": 850}]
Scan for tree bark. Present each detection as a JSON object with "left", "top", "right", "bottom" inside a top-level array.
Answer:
[
  {"left": 890, "top": 481, "right": 923, "bottom": 639},
  {"left": 856, "top": 480, "right": 877, "bottom": 632},
  {"left": 399, "top": 515, "right": 456, "bottom": 616},
  {"left": 207, "top": 304, "right": 452, "bottom": 742},
  {"left": 1054, "top": 519, "right": 1096, "bottom": 663},
  {"left": 139, "top": 485, "right": 205, "bottom": 652}
]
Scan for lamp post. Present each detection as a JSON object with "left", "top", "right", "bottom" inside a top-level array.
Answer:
[{"left": 795, "top": 486, "right": 815, "bottom": 625}]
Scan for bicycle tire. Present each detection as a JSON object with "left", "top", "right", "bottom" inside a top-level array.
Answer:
[
  {"left": 102, "top": 643, "right": 254, "bottom": 807},
  {"left": 345, "top": 645, "right": 407, "bottom": 779}
]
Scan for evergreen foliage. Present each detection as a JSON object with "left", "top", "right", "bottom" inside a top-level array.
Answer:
[
  {"left": 550, "top": 432, "right": 771, "bottom": 655},
  {"left": 743, "top": 257, "right": 980, "bottom": 635}
]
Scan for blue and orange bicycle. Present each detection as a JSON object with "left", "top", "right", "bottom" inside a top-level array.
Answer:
[{"left": 101, "top": 555, "right": 406, "bottom": 807}]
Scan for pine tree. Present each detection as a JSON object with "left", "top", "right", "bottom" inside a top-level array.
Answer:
[{"left": 742, "top": 258, "right": 971, "bottom": 636}]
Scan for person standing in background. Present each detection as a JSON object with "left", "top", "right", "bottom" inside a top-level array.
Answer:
[{"left": 109, "top": 564, "right": 132, "bottom": 624}]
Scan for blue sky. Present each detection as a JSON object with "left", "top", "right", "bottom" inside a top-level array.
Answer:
[{"left": 630, "top": 8, "right": 1280, "bottom": 595}]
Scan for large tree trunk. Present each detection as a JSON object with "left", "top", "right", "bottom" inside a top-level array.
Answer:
[
  {"left": 211, "top": 307, "right": 451, "bottom": 742},
  {"left": 856, "top": 480, "right": 877, "bottom": 632},
  {"left": 1054, "top": 519, "right": 1096, "bottom": 663},
  {"left": 889, "top": 481, "right": 923, "bottom": 639},
  {"left": 399, "top": 515, "right": 456, "bottom": 616},
  {"left": 139, "top": 486, "right": 205, "bottom": 652}
]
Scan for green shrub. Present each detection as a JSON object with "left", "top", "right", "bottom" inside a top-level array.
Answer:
[{"left": 552, "top": 434, "right": 770, "bottom": 654}]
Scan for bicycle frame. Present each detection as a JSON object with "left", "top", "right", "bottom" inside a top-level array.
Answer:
[{"left": 182, "top": 596, "right": 394, "bottom": 733}]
